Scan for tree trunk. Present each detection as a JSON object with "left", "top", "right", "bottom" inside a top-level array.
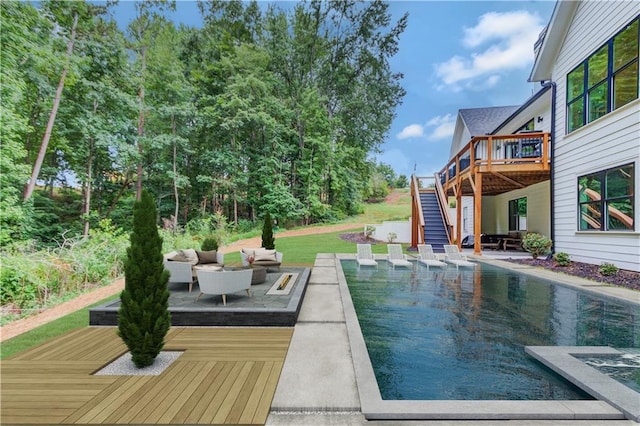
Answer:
[
  {"left": 82, "top": 99, "right": 98, "bottom": 237},
  {"left": 105, "top": 175, "right": 131, "bottom": 217},
  {"left": 135, "top": 45, "right": 147, "bottom": 201},
  {"left": 24, "top": 12, "right": 79, "bottom": 201},
  {"left": 171, "top": 114, "right": 179, "bottom": 231}
]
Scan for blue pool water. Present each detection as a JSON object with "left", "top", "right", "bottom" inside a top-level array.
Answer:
[{"left": 342, "top": 260, "right": 640, "bottom": 400}]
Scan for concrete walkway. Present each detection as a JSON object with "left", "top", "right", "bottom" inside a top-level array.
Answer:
[{"left": 266, "top": 254, "right": 638, "bottom": 426}]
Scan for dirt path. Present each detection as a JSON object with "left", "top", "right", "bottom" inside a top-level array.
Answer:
[{"left": 0, "top": 222, "right": 363, "bottom": 342}]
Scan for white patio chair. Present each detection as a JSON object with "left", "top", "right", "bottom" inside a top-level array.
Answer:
[
  {"left": 163, "top": 260, "right": 196, "bottom": 292},
  {"left": 195, "top": 268, "right": 252, "bottom": 305},
  {"left": 387, "top": 244, "right": 412, "bottom": 269},
  {"left": 417, "top": 244, "right": 446, "bottom": 268},
  {"left": 443, "top": 245, "right": 476, "bottom": 269},
  {"left": 356, "top": 244, "right": 378, "bottom": 268}
]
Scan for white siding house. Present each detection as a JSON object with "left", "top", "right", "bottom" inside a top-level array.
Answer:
[
  {"left": 530, "top": 1, "right": 640, "bottom": 271},
  {"left": 448, "top": 89, "right": 553, "bottom": 244}
]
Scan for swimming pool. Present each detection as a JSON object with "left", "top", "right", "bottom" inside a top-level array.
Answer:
[{"left": 341, "top": 259, "right": 639, "bottom": 401}]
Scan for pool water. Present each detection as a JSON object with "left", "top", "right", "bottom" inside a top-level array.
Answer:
[
  {"left": 342, "top": 260, "right": 640, "bottom": 400},
  {"left": 580, "top": 351, "right": 640, "bottom": 393}
]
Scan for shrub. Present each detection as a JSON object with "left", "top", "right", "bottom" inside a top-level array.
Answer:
[
  {"left": 118, "top": 190, "right": 170, "bottom": 368},
  {"left": 364, "top": 225, "right": 376, "bottom": 239},
  {"left": 201, "top": 236, "right": 219, "bottom": 251},
  {"left": 522, "top": 232, "right": 552, "bottom": 259},
  {"left": 261, "top": 211, "right": 275, "bottom": 249},
  {"left": 599, "top": 262, "right": 619, "bottom": 276},
  {"left": 387, "top": 232, "right": 397, "bottom": 243},
  {"left": 554, "top": 252, "right": 571, "bottom": 266}
]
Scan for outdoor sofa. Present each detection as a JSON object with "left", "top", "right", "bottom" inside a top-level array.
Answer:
[
  {"left": 163, "top": 248, "right": 225, "bottom": 292},
  {"left": 240, "top": 248, "right": 283, "bottom": 271}
]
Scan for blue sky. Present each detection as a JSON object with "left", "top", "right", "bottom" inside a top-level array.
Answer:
[{"left": 111, "top": 0, "right": 556, "bottom": 179}]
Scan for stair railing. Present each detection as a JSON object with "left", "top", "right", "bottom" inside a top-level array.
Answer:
[
  {"left": 410, "top": 174, "right": 425, "bottom": 246},
  {"left": 434, "top": 172, "right": 453, "bottom": 244}
]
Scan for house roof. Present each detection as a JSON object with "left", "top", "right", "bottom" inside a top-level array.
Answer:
[
  {"left": 459, "top": 106, "right": 520, "bottom": 137},
  {"left": 529, "top": 1, "right": 579, "bottom": 82},
  {"left": 491, "top": 85, "right": 551, "bottom": 134}
]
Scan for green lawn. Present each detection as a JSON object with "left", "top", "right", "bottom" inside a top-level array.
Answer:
[{"left": 1, "top": 294, "right": 120, "bottom": 359}]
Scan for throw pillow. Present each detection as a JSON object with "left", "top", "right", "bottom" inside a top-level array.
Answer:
[
  {"left": 178, "top": 248, "right": 199, "bottom": 264},
  {"left": 196, "top": 250, "right": 218, "bottom": 264},
  {"left": 255, "top": 248, "right": 277, "bottom": 261},
  {"left": 242, "top": 248, "right": 260, "bottom": 257}
]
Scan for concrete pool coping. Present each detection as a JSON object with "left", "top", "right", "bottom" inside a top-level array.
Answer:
[
  {"left": 334, "top": 253, "right": 638, "bottom": 421},
  {"left": 526, "top": 346, "right": 640, "bottom": 422}
]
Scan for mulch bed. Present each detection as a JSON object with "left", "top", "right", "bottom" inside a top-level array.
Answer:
[
  {"left": 340, "top": 232, "right": 385, "bottom": 244},
  {"left": 340, "top": 233, "right": 640, "bottom": 292},
  {"left": 504, "top": 258, "right": 640, "bottom": 292}
]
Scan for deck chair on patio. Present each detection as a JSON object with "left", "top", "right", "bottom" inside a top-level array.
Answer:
[
  {"left": 387, "top": 244, "right": 412, "bottom": 269},
  {"left": 417, "top": 244, "right": 446, "bottom": 268},
  {"left": 443, "top": 245, "right": 476, "bottom": 269},
  {"left": 356, "top": 244, "right": 378, "bottom": 268}
]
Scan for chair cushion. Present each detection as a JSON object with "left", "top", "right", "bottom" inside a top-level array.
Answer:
[{"left": 196, "top": 250, "right": 218, "bottom": 264}]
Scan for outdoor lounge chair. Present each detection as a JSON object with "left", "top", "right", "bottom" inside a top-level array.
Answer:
[
  {"left": 417, "top": 244, "right": 446, "bottom": 268},
  {"left": 195, "top": 268, "right": 252, "bottom": 305},
  {"left": 443, "top": 245, "right": 476, "bottom": 269},
  {"left": 356, "top": 244, "right": 378, "bottom": 268},
  {"left": 387, "top": 244, "right": 412, "bottom": 269}
]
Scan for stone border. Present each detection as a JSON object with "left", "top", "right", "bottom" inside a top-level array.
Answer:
[
  {"left": 94, "top": 351, "right": 183, "bottom": 376},
  {"left": 526, "top": 346, "right": 640, "bottom": 422},
  {"left": 336, "top": 254, "right": 628, "bottom": 420},
  {"left": 89, "top": 268, "right": 310, "bottom": 327}
]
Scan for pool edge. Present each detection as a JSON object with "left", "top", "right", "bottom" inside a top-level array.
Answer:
[{"left": 335, "top": 254, "right": 629, "bottom": 421}]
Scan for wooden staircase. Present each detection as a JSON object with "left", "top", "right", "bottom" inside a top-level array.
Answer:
[{"left": 420, "top": 192, "right": 449, "bottom": 253}]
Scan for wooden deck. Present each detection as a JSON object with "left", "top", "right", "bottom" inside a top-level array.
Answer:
[{"left": 1, "top": 327, "right": 293, "bottom": 425}]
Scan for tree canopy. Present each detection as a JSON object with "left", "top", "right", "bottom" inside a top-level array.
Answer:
[{"left": 1, "top": 0, "right": 407, "bottom": 246}]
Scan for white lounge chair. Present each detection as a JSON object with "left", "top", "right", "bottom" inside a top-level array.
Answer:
[
  {"left": 356, "top": 244, "right": 378, "bottom": 268},
  {"left": 443, "top": 245, "right": 476, "bottom": 269},
  {"left": 417, "top": 244, "right": 446, "bottom": 268},
  {"left": 387, "top": 244, "right": 412, "bottom": 269},
  {"left": 195, "top": 268, "right": 252, "bottom": 305}
]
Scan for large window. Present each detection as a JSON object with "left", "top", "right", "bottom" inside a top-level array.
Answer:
[
  {"left": 578, "top": 163, "right": 635, "bottom": 231},
  {"left": 509, "top": 197, "right": 527, "bottom": 231},
  {"left": 567, "top": 17, "right": 639, "bottom": 133}
]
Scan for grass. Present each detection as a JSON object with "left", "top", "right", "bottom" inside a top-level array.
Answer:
[
  {"left": 1, "top": 189, "right": 412, "bottom": 358},
  {"left": 1, "top": 294, "right": 120, "bottom": 359}
]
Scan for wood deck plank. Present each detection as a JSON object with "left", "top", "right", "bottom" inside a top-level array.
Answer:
[
  {"left": 252, "top": 361, "right": 285, "bottom": 424},
  {"left": 198, "top": 361, "right": 245, "bottom": 424},
  {"left": 169, "top": 361, "right": 225, "bottom": 424},
  {"left": 182, "top": 361, "right": 236, "bottom": 424},
  {"left": 88, "top": 376, "right": 153, "bottom": 424},
  {"left": 153, "top": 361, "right": 216, "bottom": 424},
  {"left": 0, "top": 327, "right": 291, "bottom": 425},
  {"left": 238, "top": 361, "right": 275, "bottom": 425},
  {"left": 110, "top": 360, "right": 192, "bottom": 424},
  {"left": 212, "top": 361, "right": 256, "bottom": 424},
  {"left": 60, "top": 376, "right": 133, "bottom": 424},
  {"left": 225, "top": 361, "right": 265, "bottom": 424}
]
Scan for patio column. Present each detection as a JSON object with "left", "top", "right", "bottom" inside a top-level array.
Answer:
[
  {"left": 473, "top": 172, "right": 482, "bottom": 255},
  {"left": 456, "top": 188, "right": 462, "bottom": 248}
]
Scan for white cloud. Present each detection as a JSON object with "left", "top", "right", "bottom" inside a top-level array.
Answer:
[
  {"left": 435, "top": 11, "right": 544, "bottom": 90},
  {"left": 397, "top": 124, "right": 424, "bottom": 140},
  {"left": 425, "top": 114, "right": 455, "bottom": 141}
]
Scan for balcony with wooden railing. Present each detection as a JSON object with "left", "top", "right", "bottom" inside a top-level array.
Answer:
[
  {"left": 437, "top": 132, "right": 551, "bottom": 254},
  {"left": 439, "top": 132, "right": 551, "bottom": 197}
]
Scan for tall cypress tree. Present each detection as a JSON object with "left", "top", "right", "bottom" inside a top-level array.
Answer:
[
  {"left": 261, "top": 211, "right": 275, "bottom": 249},
  {"left": 118, "top": 190, "right": 170, "bottom": 368}
]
